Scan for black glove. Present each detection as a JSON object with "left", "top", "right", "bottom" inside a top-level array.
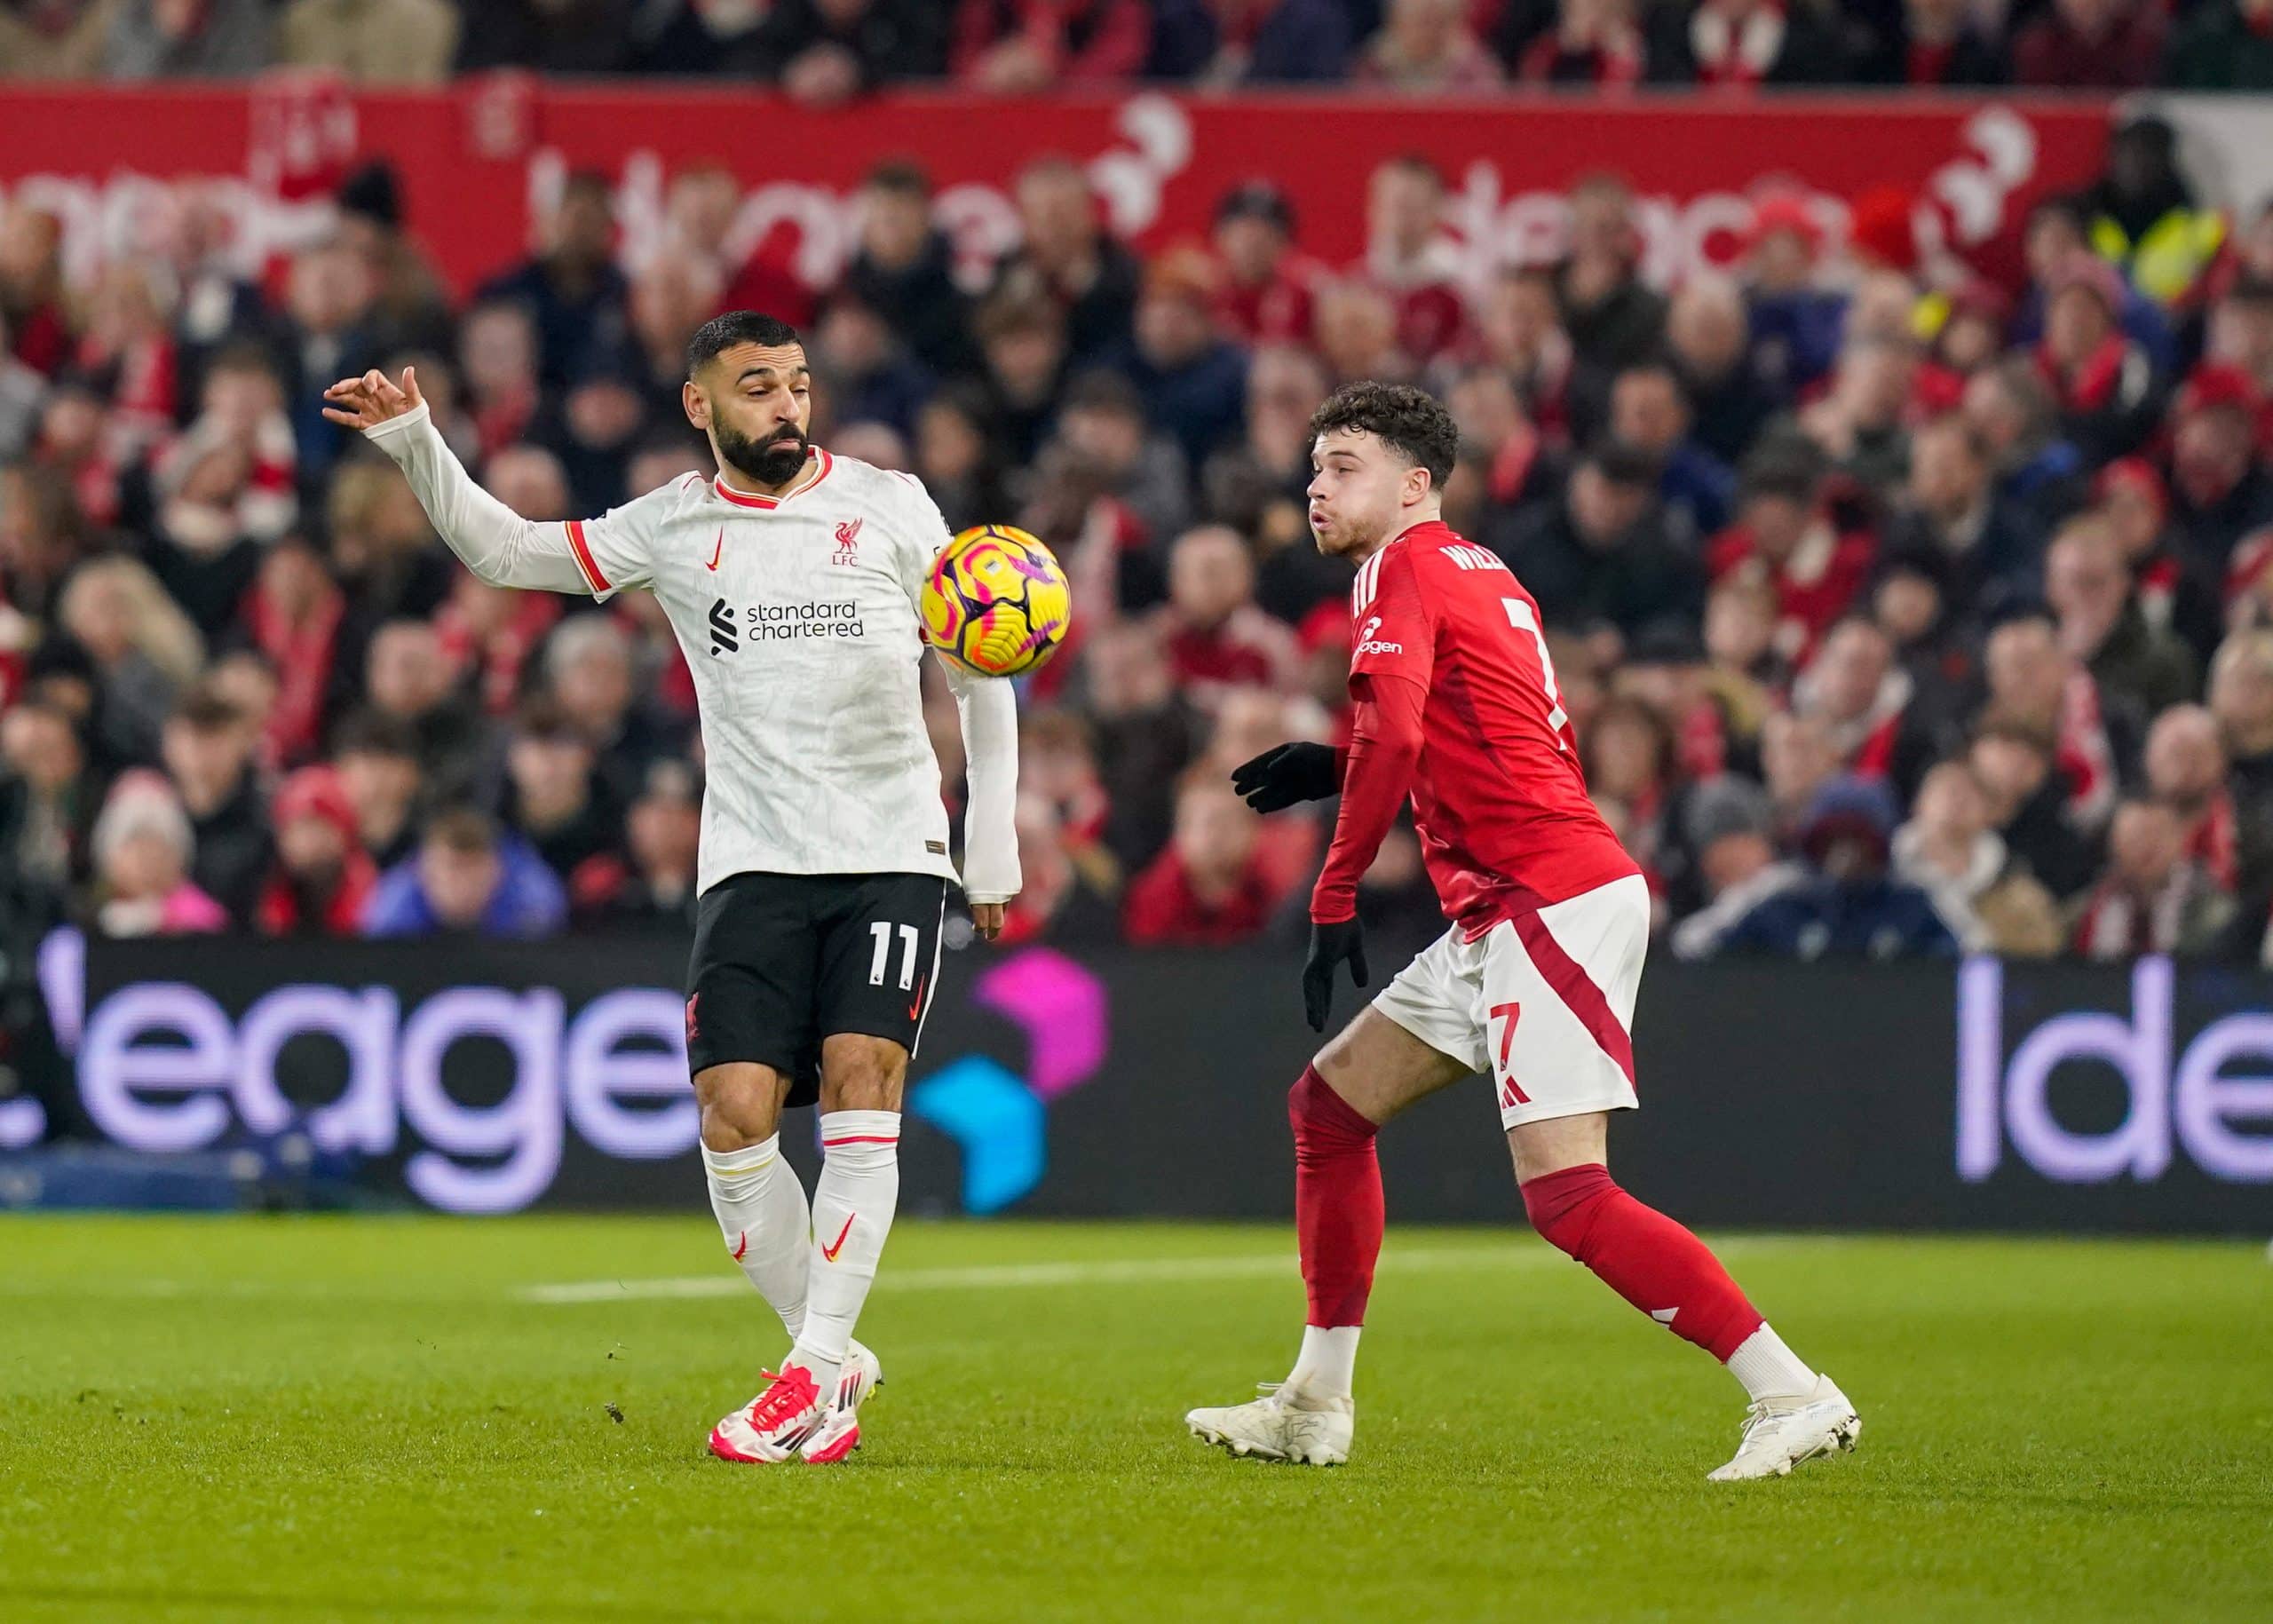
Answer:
[
  {"left": 1302, "top": 917, "right": 1369, "bottom": 1034},
  {"left": 1231, "top": 742, "right": 1339, "bottom": 814}
]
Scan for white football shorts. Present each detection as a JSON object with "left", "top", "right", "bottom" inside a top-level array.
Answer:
[{"left": 1372, "top": 873, "right": 1649, "bottom": 1129}]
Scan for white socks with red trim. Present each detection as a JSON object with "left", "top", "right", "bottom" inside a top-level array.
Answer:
[
  {"left": 791, "top": 1110, "right": 901, "bottom": 1390},
  {"left": 701, "top": 1134, "right": 810, "bottom": 1338}
]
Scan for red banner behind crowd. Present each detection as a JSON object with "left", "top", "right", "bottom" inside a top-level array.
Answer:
[{"left": 0, "top": 80, "right": 2112, "bottom": 300}]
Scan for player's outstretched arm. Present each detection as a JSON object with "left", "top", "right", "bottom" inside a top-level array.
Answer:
[
  {"left": 321, "top": 368, "right": 602, "bottom": 597},
  {"left": 942, "top": 659, "right": 1020, "bottom": 939},
  {"left": 1302, "top": 673, "right": 1425, "bottom": 1030}
]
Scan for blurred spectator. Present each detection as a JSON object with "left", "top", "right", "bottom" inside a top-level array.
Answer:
[
  {"left": 0, "top": 0, "right": 116, "bottom": 76},
  {"left": 2011, "top": 0, "right": 2163, "bottom": 88},
  {"left": 914, "top": 384, "right": 1010, "bottom": 534},
  {"left": 1962, "top": 359, "right": 2088, "bottom": 545},
  {"left": 242, "top": 538, "right": 347, "bottom": 768},
  {"left": 1881, "top": 0, "right": 2006, "bottom": 85},
  {"left": 458, "top": 300, "right": 544, "bottom": 460},
  {"left": 994, "top": 156, "right": 1141, "bottom": 364},
  {"left": 1967, "top": 718, "right": 2099, "bottom": 899},
  {"left": 1204, "top": 345, "right": 1332, "bottom": 596},
  {"left": 1123, "top": 771, "right": 1284, "bottom": 944},
  {"left": 2144, "top": 703, "right": 2237, "bottom": 891},
  {"left": 844, "top": 163, "right": 976, "bottom": 379},
  {"left": 575, "top": 757, "right": 703, "bottom": 924},
  {"left": 1041, "top": 369, "right": 1192, "bottom": 549},
  {"left": 2071, "top": 796, "right": 2233, "bottom": 956},
  {"left": 811, "top": 292, "right": 932, "bottom": 443},
  {"left": 1649, "top": 0, "right": 1854, "bottom": 85},
  {"left": 159, "top": 685, "right": 268, "bottom": 923},
  {"left": 2166, "top": 366, "right": 2273, "bottom": 574},
  {"left": 1081, "top": 620, "right": 1200, "bottom": 867},
  {"left": 1792, "top": 617, "right": 1941, "bottom": 801},
  {"left": 433, "top": 564, "right": 561, "bottom": 720},
  {"left": 280, "top": 0, "right": 461, "bottom": 83},
  {"left": 456, "top": 0, "right": 636, "bottom": 75},
  {"left": 0, "top": 698, "right": 96, "bottom": 893},
  {"left": 543, "top": 612, "right": 671, "bottom": 804},
  {"left": 999, "top": 790, "right": 1121, "bottom": 944},
  {"left": 1, "top": 466, "right": 91, "bottom": 629},
  {"left": 1794, "top": 333, "right": 1915, "bottom": 501},
  {"left": 1358, "top": 0, "right": 1504, "bottom": 88},
  {"left": 105, "top": 0, "right": 270, "bottom": 77},
  {"left": 2045, "top": 515, "right": 2196, "bottom": 720},
  {"left": 974, "top": 292, "right": 1072, "bottom": 464},
  {"left": 2168, "top": 0, "right": 2273, "bottom": 90},
  {"left": 362, "top": 805, "right": 566, "bottom": 939},
  {"left": 1890, "top": 759, "right": 2064, "bottom": 954},
  {"left": 1359, "top": 155, "right": 1468, "bottom": 367},
  {"left": 638, "top": 0, "right": 779, "bottom": 72},
  {"left": 1516, "top": 0, "right": 1645, "bottom": 84},
  {"left": 1154, "top": 525, "right": 1298, "bottom": 708},
  {"left": 503, "top": 699, "right": 622, "bottom": 879},
  {"left": 2208, "top": 629, "right": 2273, "bottom": 887},
  {"left": 363, "top": 617, "right": 493, "bottom": 808},
  {"left": 476, "top": 171, "right": 630, "bottom": 390},
  {"left": 1311, "top": 279, "right": 1410, "bottom": 387},
  {"left": 58, "top": 555, "right": 204, "bottom": 770},
  {"left": 1984, "top": 606, "right": 2125, "bottom": 834},
  {"left": 1881, "top": 413, "right": 2035, "bottom": 606},
  {"left": 254, "top": 764, "right": 376, "bottom": 936},
  {"left": 1557, "top": 173, "right": 1666, "bottom": 381},
  {"left": 1668, "top": 773, "right": 1805, "bottom": 960},
  {"left": 770, "top": 1, "right": 951, "bottom": 98},
  {"left": 1741, "top": 194, "right": 1842, "bottom": 400},
  {"left": 0, "top": 206, "right": 67, "bottom": 378},
  {"left": 1493, "top": 439, "right": 1703, "bottom": 657},
  {"left": 2078, "top": 115, "right": 2224, "bottom": 311},
  {"left": 327, "top": 459, "right": 454, "bottom": 654},
  {"left": 276, "top": 241, "right": 377, "bottom": 481},
  {"left": 1711, "top": 775, "right": 1957, "bottom": 959},
  {"left": 1126, "top": 249, "right": 1248, "bottom": 468},
  {"left": 1149, "top": 0, "right": 1353, "bottom": 84},
  {"left": 1209, "top": 184, "right": 1325, "bottom": 349},
  {"left": 1707, "top": 440, "right": 1875, "bottom": 668},
  {"left": 1610, "top": 360, "right": 1734, "bottom": 541},
  {"left": 1580, "top": 693, "right": 1673, "bottom": 877},
  {"left": 2014, "top": 194, "right": 2176, "bottom": 377},
  {"left": 1760, "top": 709, "right": 1839, "bottom": 837},
  {"left": 330, "top": 709, "right": 423, "bottom": 867},
  {"left": 2035, "top": 255, "right": 2161, "bottom": 463},
  {"left": 89, "top": 768, "right": 226, "bottom": 936},
  {"left": 1666, "top": 273, "right": 1775, "bottom": 467},
  {"left": 1473, "top": 266, "right": 1576, "bottom": 442},
  {"left": 954, "top": 0, "right": 1152, "bottom": 88}
]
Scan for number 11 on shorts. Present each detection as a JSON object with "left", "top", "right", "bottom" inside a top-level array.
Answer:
[{"left": 867, "top": 920, "right": 922, "bottom": 989}]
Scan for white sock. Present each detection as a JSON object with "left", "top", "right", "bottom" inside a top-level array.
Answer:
[
  {"left": 1723, "top": 1322, "right": 1817, "bottom": 1402},
  {"left": 701, "top": 1136, "right": 809, "bottom": 1338},
  {"left": 791, "top": 1109, "right": 900, "bottom": 1390},
  {"left": 1287, "top": 1324, "right": 1360, "bottom": 1400}
]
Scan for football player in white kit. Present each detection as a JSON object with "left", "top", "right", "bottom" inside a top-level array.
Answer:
[{"left": 323, "top": 311, "right": 1021, "bottom": 1465}]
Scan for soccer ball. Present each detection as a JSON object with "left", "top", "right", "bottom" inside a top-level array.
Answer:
[{"left": 920, "top": 523, "right": 1072, "bottom": 677}]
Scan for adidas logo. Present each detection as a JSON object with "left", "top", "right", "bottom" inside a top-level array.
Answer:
[{"left": 709, "top": 597, "right": 738, "bottom": 655}]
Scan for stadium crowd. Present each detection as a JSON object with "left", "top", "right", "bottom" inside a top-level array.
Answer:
[
  {"left": 7, "top": 0, "right": 2273, "bottom": 94},
  {"left": 7, "top": 85, "right": 2273, "bottom": 969}
]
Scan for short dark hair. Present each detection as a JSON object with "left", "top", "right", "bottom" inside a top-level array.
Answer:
[
  {"left": 331, "top": 709, "right": 419, "bottom": 763},
  {"left": 424, "top": 806, "right": 498, "bottom": 857},
  {"left": 866, "top": 160, "right": 931, "bottom": 199},
  {"left": 169, "top": 686, "right": 244, "bottom": 734},
  {"left": 1307, "top": 381, "right": 1459, "bottom": 493},
  {"left": 685, "top": 310, "right": 803, "bottom": 378}
]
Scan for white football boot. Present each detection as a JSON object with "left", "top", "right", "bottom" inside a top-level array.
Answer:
[
  {"left": 798, "top": 1341, "right": 884, "bottom": 1465},
  {"left": 709, "top": 1340, "right": 882, "bottom": 1465},
  {"left": 1707, "top": 1374, "right": 1861, "bottom": 1481},
  {"left": 1185, "top": 1382, "right": 1354, "bottom": 1466}
]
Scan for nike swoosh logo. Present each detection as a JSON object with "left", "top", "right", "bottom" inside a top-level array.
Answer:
[
  {"left": 731, "top": 1231, "right": 748, "bottom": 1263},
  {"left": 821, "top": 1214, "right": 855, "bottom": 1264},
  {"left": 705, "top": 527, "right": 724, "bottom": 571},
  {"left": 906, "top": 974, "right": 925, "bottom": 1020}
]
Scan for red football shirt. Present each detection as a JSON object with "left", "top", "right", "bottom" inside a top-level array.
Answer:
[{"left": 1311, "top": 519, "right": 1638, "bottom": 934}]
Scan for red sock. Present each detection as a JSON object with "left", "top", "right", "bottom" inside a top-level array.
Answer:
[
  {"left": 1520, "top": 1163, "right": 1762, "bottom": 1360},
  {"left": 1289, "top": 1066, "right": 1382, "bottom": 1327}
]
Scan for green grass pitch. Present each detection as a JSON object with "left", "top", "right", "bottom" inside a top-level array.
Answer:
[{"left": 3, "top": 1216, "right": 2269, "bottom": 1622}]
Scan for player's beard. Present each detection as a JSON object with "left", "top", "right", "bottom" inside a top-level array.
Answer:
[{"left": 716, "top": 420, "right": 810, "bottom": 487}]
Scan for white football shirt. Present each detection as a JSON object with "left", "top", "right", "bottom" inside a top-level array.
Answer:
[{"left": 365, "top": 404, "right": 1018, "bottom": 899}]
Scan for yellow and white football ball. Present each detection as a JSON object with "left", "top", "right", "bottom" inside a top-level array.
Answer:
[{"left": 919, "top": 523, "right": 1072, "bottom": 677}]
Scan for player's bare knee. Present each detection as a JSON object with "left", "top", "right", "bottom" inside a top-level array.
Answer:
[
  {"left": 818, "top": 1034, "right": 909, "bottom": 1113},
  {"left": 695, "top": 1064, "right": 787, "bottom": 1152}
]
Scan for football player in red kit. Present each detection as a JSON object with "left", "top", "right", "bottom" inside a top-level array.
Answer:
[{"left": 1184, "top": 384, "right": 1859, "bottom": 1480}]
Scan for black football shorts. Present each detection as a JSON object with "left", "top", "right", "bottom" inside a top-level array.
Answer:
[{"left": 684, "top": 871, "right": 947, "bottom": 1108}]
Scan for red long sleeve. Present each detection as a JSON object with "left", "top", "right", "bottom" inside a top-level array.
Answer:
[{"left": 1310, "top": 672, "right": 1427, "bottom": 924}]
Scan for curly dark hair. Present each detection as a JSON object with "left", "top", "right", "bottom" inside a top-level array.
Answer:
[{"left": 1307, "top": 381, "right": 1459, "bottom": 495}]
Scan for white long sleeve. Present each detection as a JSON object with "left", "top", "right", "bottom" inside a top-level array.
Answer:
[
  {"left": 944, "top": 660, "right": 1020, "bottom": 903},
  {"left": 362, "top": 402, "right": 599, "bottom": 597}
]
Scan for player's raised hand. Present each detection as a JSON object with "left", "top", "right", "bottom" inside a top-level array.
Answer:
[
  {"left": 321, "top": 367, "right": 424, "bottom": 432},
  {"left": 1232, "top": 742, "right": 1339, "bottom": 814},
  {"left": 1302, "top": 916, "right": 1368, "bottom": 1034}
]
